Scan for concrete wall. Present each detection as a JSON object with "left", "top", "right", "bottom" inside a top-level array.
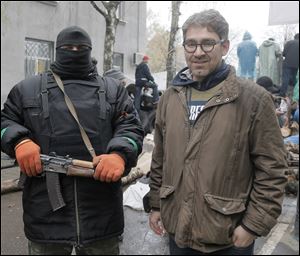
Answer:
[{"left": 1, "top": 1, "right": 146, "bottom": 106}]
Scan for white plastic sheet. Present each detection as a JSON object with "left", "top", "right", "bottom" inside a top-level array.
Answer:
[{"left": 123, "top": 181, "right": 150, "bottom": 211}]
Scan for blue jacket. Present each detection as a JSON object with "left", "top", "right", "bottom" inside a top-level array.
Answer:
[{"left": 237, "top": 32, "right": 258, "bottom": 73}]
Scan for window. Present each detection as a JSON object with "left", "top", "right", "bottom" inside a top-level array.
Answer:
[
  {"left": 113, "top": 52, "right": 124, "bottom": 72},
  {"left": 25, "top": 38, "right": 54, "bottom": 78}
]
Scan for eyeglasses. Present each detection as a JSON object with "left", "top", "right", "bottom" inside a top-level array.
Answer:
[{"left": 183, "top": 39, "right": 225, "bottom": 53}]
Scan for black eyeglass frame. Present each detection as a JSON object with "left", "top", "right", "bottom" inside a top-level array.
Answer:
[{"left": 182, "top": 39, "right": 225, "bottom": 53}]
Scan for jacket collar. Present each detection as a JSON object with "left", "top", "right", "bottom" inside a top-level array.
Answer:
[
  {"left": 172, "top": 61, "right": 230, "bottom": 90},
  {"left": 171, "top": 66, "right": 240, "bottom": 105},
  {"left": 206, "top": 67, "right": 240, "bottom": 108}
]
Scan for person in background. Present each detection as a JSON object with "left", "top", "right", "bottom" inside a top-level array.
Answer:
[
  {"left": 258, "top": 38, "right": 282, "bottom": 86},
  {"left": 280, "top": 33, "right": 299, "bottom": 97},
  {"left": 134, "top": 55, "right": 159, "bottom": 112},
  {"left": 1, "top": 26, "right": 144, "bottom": 255},
  {"left": 91, "top": 57, "right": 99, "bottom": 74},
  {"left": 256, "top": 76, "right": 289, "bottom": 128},
  {"left": 148, "top": 10, "right": 287, "bottom": 255},
  {"left": 237, "top": 31, "right": 258, "bottom": 80},
  {"left": 256, "top": 76, "right": 280, "bottom": 94},
  {"left": 292, "top": 70, "right": 299, "bottom": 124},
  {"left": 104, "top": 68, "right": 127, "bottom": 87}
]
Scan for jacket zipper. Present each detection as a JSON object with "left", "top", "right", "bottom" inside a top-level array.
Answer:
[
  {"left": 185, "top": 87, "right": 220, "bottom": 245},
  {"left": 74, "top": 178, "right": 81, "bottom": 248}
]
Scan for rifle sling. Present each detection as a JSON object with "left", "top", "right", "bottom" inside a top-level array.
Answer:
[
  {"left": 41, "top": 72, "right": 49, "bottom": 119},
  {"left": 51, "top": 71, "right": 96, "bottom": 158}
]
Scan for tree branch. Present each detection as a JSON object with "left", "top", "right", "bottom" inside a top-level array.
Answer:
[
  {"left": 90, "top": 1, "right": 107, "bottom": 18},
  {"left": 102, "top": 1, "right": 121, "bottom": 9}
]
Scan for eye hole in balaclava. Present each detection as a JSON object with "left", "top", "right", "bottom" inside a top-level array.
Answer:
[
  {"left": 50, "top": 26, "right": 96, "bottom": 79},
  {"left": 60, "top": 45, "right": 91, "bottom": 51}
]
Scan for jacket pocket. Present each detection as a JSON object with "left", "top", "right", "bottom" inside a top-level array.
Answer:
[
  {"left": 201, "top": 194, "right": 246, "bottom": 245},
  {"left": 159, "top": 185, "right": 175, "bottom": 199},
  {"left": 23, "top": 99, "right": 42, "bottom": 132}
]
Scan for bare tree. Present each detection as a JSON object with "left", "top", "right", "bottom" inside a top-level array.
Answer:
[
  {"left": 146, "top": 7, "right": 170, "bottom": 73},
  {"left": 224, "top": 29, "right": 244, "bottom": 67},
  {"left": 166, "top": 1, "right": 181, "bottom": 88},
  {"left": 146, "top": 24, "right": 169, "bottom": 73},
  {"left": 90, "top": 1, "right": 121, "bottom": 72}
]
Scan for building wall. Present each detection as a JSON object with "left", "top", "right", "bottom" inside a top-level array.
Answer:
[{"left": 1, "top": 1, "right": 146, "bottom": 106}]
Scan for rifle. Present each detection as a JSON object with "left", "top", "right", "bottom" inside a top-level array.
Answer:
[{"left": 19, "top": 152, "right": 94, "bottom": 212}]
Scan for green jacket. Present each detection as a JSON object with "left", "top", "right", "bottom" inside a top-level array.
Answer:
[
  {"left": 258, "top": 39, "right": 282, "bottom": 85},
  {"left": 149, "top": 67, "right": 287, "bottom": 253}
]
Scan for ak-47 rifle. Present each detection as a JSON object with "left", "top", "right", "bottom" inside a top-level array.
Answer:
[{"left": 19, "top": 152, "right": 94, "bottom": 212}]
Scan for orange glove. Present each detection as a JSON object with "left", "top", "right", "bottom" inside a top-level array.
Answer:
[
  {"left": 93, "top": 153, "right": 125, "bottom": 182},
  {"left": 15, "top": 139, "right": 42, "bottom": 176}
]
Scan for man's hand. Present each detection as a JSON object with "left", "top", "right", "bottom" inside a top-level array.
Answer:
[
  {"left": 15, "top": 139, "right": 42, "bottom": 176},
  {"left": 232, "top": 225, "right": 256, "bottom": 247},
  {"left": 149, "top": 210, "right": 166, "bottom": 236},
  {"left": 93, "top": 153, "right": 125, "bottom": 182}
]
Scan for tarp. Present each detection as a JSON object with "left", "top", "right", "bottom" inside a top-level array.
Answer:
[{"left": 123, "top": 181, "right": 150, "bottom": 211}]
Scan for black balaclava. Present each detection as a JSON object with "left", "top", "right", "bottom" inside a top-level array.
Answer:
[{"left": 50, "top": 26, "right": 96, "bottom": 79}]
